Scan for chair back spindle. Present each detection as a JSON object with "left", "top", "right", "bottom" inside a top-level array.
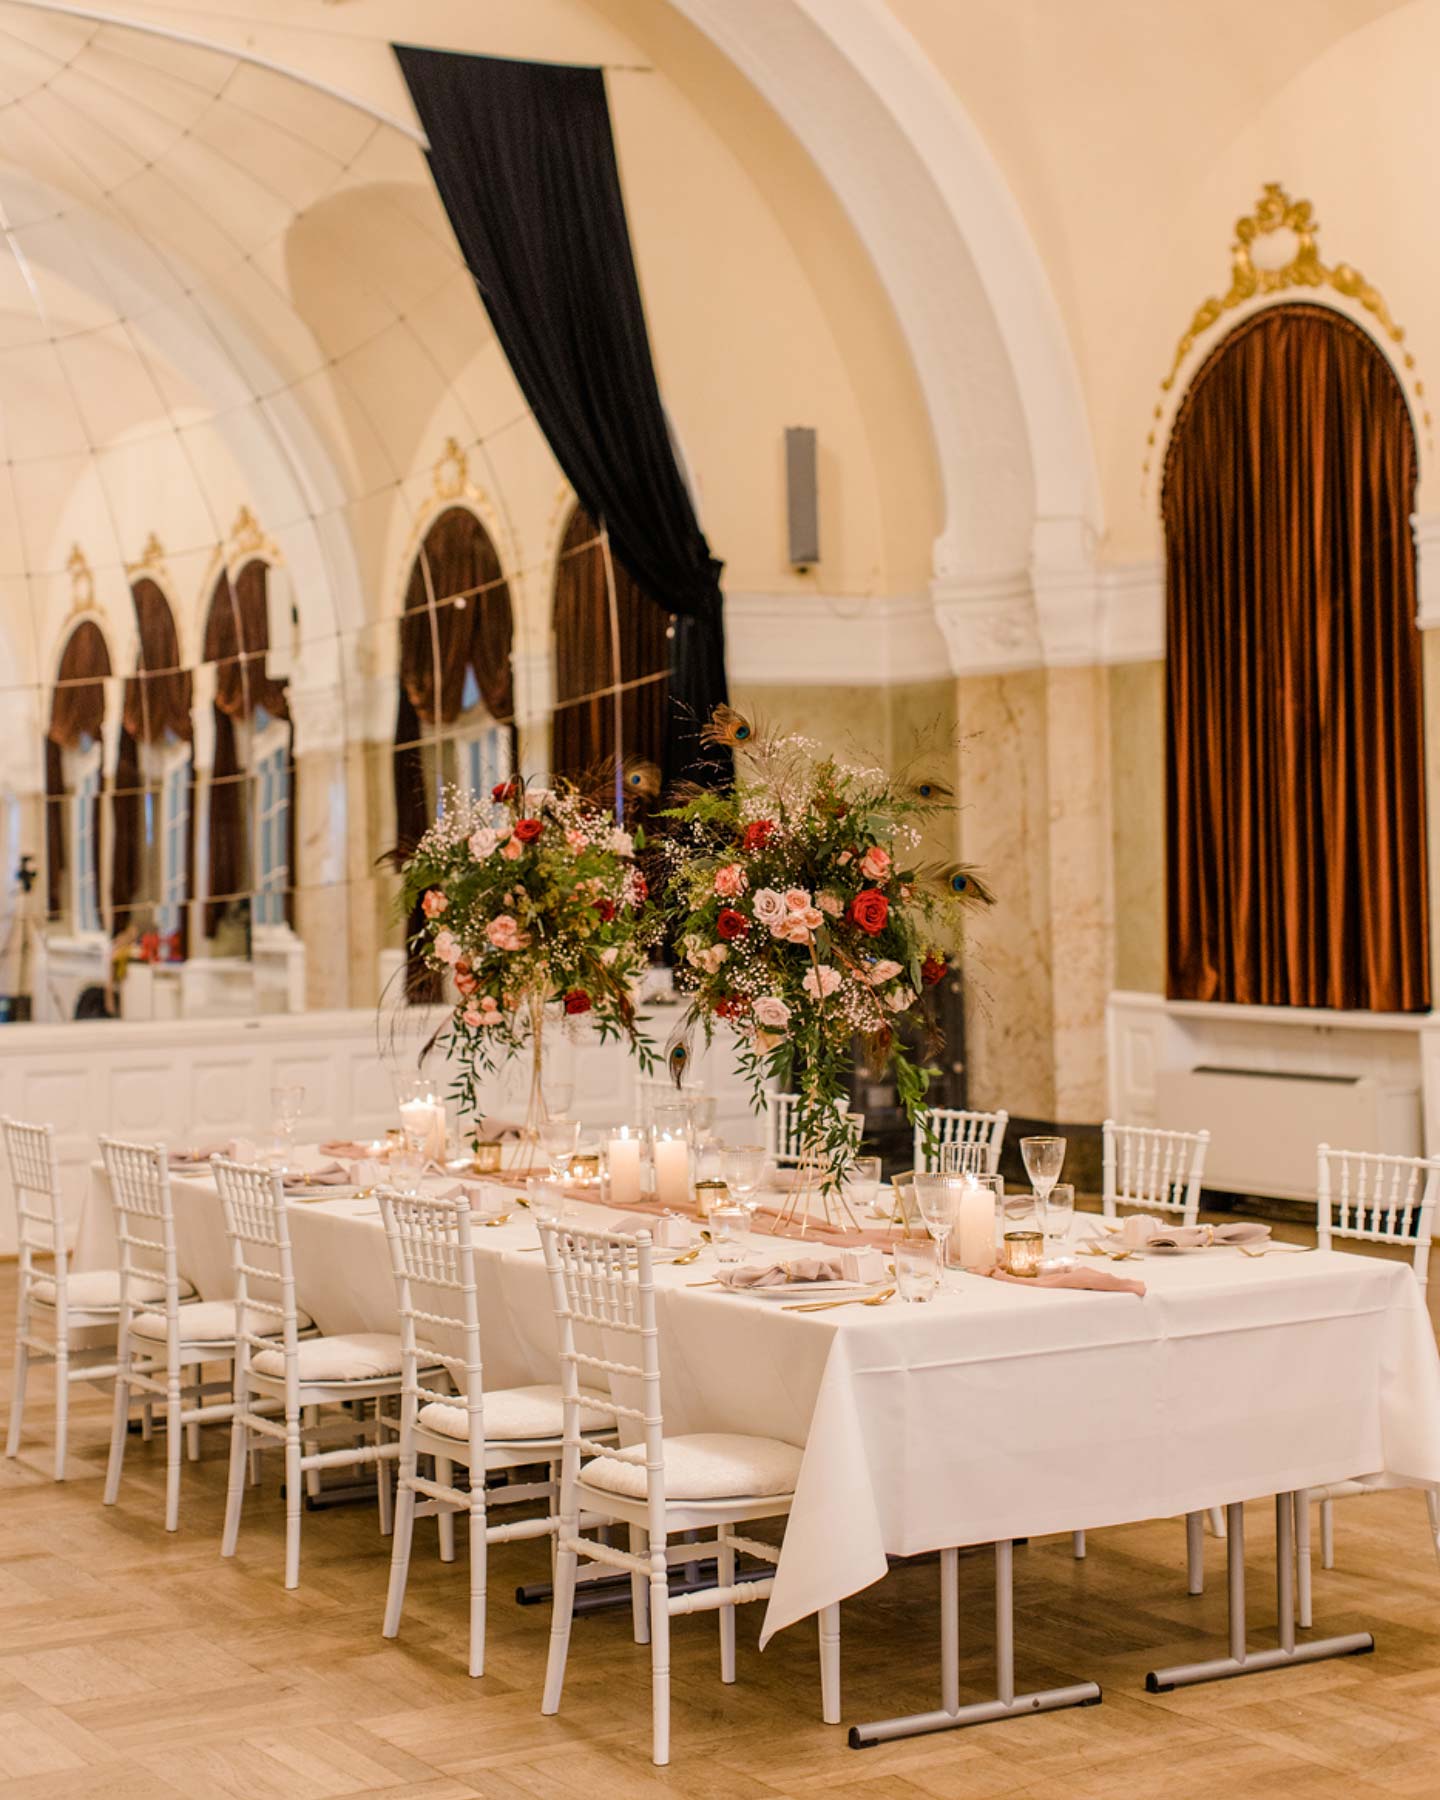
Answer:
[
  {"left": 1102, "top": 1120, "right": 1210, "bottom": 1225},
  {"left": 1317, "top": 1144, "right": 1440, "bottom": 1291}
]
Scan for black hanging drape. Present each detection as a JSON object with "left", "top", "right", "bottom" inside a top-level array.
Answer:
[{"left": 394, "top": 44, "right": 730, "bottom": 786}]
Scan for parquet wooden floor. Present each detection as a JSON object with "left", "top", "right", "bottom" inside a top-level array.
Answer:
[{"left": 4, "top": 1258, "right": 1440, "bottom": 1799}]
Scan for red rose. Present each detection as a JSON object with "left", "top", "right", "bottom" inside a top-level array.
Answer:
[
  {"left": 847, "top": 889, "right": 889, "bottom": 936},
  {"left": 921, "top": 954, "right": 948, "bottom": 988},
  {"left": 716, "top": 907, "right": 749, "bottom": 941},
  {"left": 742, "top": 819, "right": 774, "bottom": 853},
  {"left": 595, "top": 898, "right": 617, "bottom": 923},
  {"left": 563, "top": 990, "right": 592, "bottom": 1015},
  {"left": 513, "top": 817, "right": 543, "bottom": 843},
  {"left": 492, "top": 780, "right": 517, "bottom": 802},
  {"left": 715, "top": 996, "right": 748, "bottom": 1019}
]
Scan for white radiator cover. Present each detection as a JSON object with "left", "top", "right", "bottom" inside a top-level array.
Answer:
[{"left": 1154, "top": 1067, "right": 1422, "bottom": 1202}]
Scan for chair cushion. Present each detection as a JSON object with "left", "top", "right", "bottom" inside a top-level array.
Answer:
[
  {"left": 29, "top": 1269, "right": 195, "bottom": 1311},
  {"left": 130, "top": 1300, "right": 313, "bottom": 1344},
  {"left": 251, "top": 1332, "right": 404, "bottom": 1383},
  {"left": 581, "top": 1432, "right": 803, "bottom": 1502},
  {"left": 418, "top": 1385, "right": 612, "bottom": 1444}
]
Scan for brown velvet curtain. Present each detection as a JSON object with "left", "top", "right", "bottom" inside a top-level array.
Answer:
[
  {"left": 551, "top": 504, "right": 670, "bottom": 790},
  {"left": 394, "top": 507, "right": 516, "bottom": 1000},
  {"left": 1164, "top": 302, "right": 1429, "bottom": 1010},
  {"left": 45, "top": 620, "right": 111, "bottom": 923},
  {"left": 112, "top": 580, "right": 193, "bottom": 936},
  {"left": 204, "top": 562, "right": 291, "bottom": 935}
]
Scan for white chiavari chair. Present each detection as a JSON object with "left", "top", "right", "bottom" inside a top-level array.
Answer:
[
  {"left": 100, "top": 1135, "right": 257, "bottom": 1530},
  {"left": 1102, "top": 1120, "right": 1210, "bottom": 1225},
  {"left": 1294, "top": 1143, "right": 1440, "bottom": 1626},
  {"left": 914, "top": 1107, "right": 1009, "bottom": 1175},
  {"left": 764, "top": 1093, "right": 861, "bottom": 1169},
  {"left": 379, "top": 1190, "right": 617, "bottom": 1677},
  {"left": 4, "top": 1117, "right": 152, "bottom": 1480},
  {"left": 215, "top": 1156, "right": 406, "bottom": 1589},
  {"left": 539, "top": 1221, "right": 840, "bottom": 1766}
]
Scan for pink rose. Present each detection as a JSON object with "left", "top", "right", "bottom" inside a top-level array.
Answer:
[
  {"left": 817, "top": 892, "right": 843, "bottom": 918},
  {"left": 486, "top": 914, "right": 529, "bottom": 952},
  {"left": 714, "top": 863, "right": 748, "bottom": 898},
  {"left": 752, "top": 996, "right": 791, "bottom": 1029},
  {"left": 502, "top": 838, "right": 524, "bottom": 861},
  {"left": 864, "top": 959, "right": 903, "bottom": 985},
  {"left": 752, "top": 888, "right": 786, "bottom": 929},
  {"left": 566, "top": 829, "right": 589, "bottom": 850},
  {"left": 801, "top": 964, "right": 843, "bottom": 1000},
  {"left": 468, "top": 828, "right": 498, "bottom": 859},
  {"left": 783, "top": 888, "right": 812, "bottom": 912},
  {"left": 433, "top": 929, "right": 461, "bottom": 965},
  {"left": 422, "top": 889, "right": 448, "bottom": 919},
  {"left": 860, "top": 846, "right": 892, "bottom": 881},
  {"left": 462, "top": 1005, "right": 483, "bottom": 1027},
  {"left": 886, "top": 986, "right": 916, "bottom": 1013},
  {"left": 774, "top": 915, "right": 814, "bottom": 944}
]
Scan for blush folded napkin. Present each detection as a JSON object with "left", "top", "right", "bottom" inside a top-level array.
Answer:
[
  {"left": 715, "top": 1248, "right": 886, "bottom": 1289},
  {"left": 281, "top": 1161, "right": 350, "bottom": 1189},
  {"left": 988, "top": 1267, "right": 1146, "bottom": 1297},
  {"left": 168, "top": 1144, "right": 228, "bottom": 1167},
  {"left": 320, "top": 1139, "right": 374, "bottom": 1159},
  {"left": 1098, "top": 1214, "right": 1271, "bottom": 1251}
]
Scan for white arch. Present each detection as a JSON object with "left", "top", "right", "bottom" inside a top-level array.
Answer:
[{"left": 670, "top": 0, "right": 1102, "bottom": 582}]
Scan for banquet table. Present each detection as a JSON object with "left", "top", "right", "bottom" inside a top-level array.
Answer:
[{"left": 79, "top": 1153, "right": 1440, "bottom": 1731}]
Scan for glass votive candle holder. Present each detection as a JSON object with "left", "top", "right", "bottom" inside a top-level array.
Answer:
[
  {"left": 470, "top": 1140, "right": 503, "bottom": 1175},
  {"left": 895, "top": 1236, "right": 941, "bottom": 1302},
  {"left": 570, "top": 1151, "right": 601, "bottom": 1185},
  {"left": 709, "top": 1202, "right": 749, "bottom": 1263},
  {"left": 1003, "top": 1230, "right": 1045, "bottom": 1277},
  {"left": 694, "top": 1177, "right": 730, "bottom": 1219}
]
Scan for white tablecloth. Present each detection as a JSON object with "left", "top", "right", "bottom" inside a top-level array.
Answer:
[{"left": 79, "top": 1163, "right": 1440, "bottom": 1645}]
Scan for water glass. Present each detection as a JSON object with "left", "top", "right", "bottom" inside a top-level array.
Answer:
[
  {"left": 527, "top": 1180, "right": 568, "bottom": 1227},
  {"left": 389, "top": 1150, "right": 424, "bottom": 1196},
  {"left": 894, "top": 1237, "right": 941, "bottom": 1303},
  {"left": 914, "top": 1173, "right": 961, "bottom": 1277},
  {"left": 539, "top": 1116, "right": 581, "bottom": 1182},
  {"left": 845, "top": 1154, "right": 883, "bottom": 1216},
  {"left": 1043, "top": 1182, "right": 1075, "bottom": 1244},
  {"left": 709, "top": 1203, "right": 749, "bottom": 1264},
  {"left": 270, "top": 1083, "right": 305, "bottom": 1172},
  {"left": 722, "top": 1144, "right": 767, "bottom": 1219}
]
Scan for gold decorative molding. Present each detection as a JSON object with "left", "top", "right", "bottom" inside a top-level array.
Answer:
[
  {"left": 229, "top": 504, "right": 282, "bottom": 566},
  {"left": 66, "top": 543, "right": 94, "bottom": 616},
  {"left": 434, "top": 436, "right": 470, "bottom": 503},
  {"left": 1146, "top": 182, "right": 1430, "bottom": 477},
  {"left": 125, "top": 531, "right": 168, "bottom": 581}
]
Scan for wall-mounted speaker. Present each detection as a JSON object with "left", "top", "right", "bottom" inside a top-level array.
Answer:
[{"left": 785, "top": 426, "right": 819, "bottom": 570}]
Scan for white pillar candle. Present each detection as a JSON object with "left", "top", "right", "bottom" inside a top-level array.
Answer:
[
  {"left": 653, "top": 1133, "right": 691, "bottom": 1210},
  {"left": 606, "top": 1132, "right": 643, "bottom": 1207},
  {"left": 399, "top": 1099, "right": 447, "bottom": 1163},
  {"left": 957, "top": 1177, "right": 997, "bottom": 1272}
]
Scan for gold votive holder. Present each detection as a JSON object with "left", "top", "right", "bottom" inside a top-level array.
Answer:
[
  {"left": 693, "top": 1178, "right": 730, "bottom": 1219},
  {"left": 470, "top": 1140, "right": 503, "bottom": 1175},
  {"left": 570, "top": 1151, "right": 601, "bottom": 1184},
  {"left": 1003, "top": 1230, "right": 1044, "bottom": 1278},
  {"left": 384, "top": 1127, "right": 405, "bottom": 1156}
]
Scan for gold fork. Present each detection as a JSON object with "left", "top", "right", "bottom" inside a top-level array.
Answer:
[
  {"left": 480, "top": 1213, "right": 512, "bottom": 1227},
  {"left": 783, "top": 1286, "right": 897, "bottom": 1313},
  {"left": 671, "top": 1244, "right": 704, "bottom": 1266}
]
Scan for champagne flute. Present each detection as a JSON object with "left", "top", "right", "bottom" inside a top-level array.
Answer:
[
  {"left": 270, "top": 1083, "right": 304, "bottom": 1175},
  {"left": 1020, "top": 1136, "right": 1066, "bottom": 1236},
  {"left": 538, "top": 1115, "right": 581, "bottom": 1182},
  {"left": 914, "top": 1173, "right": 960, "bottom": 1283}
]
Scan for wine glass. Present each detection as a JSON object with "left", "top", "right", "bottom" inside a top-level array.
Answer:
[
  {"left": 913, "top": 1173, "right": 960, "bottom": 1282},
  {"left": 845, "top": 1154, "right": 883, "bottom": 1218},
  {"left": 269, "top": 1083, "right": 304, "bottom": 1174},
  {"left": 538, "top": 1115, "right": 581, "bottom": 1182},
  {"left": 389, "top": 1151, "right": 425, "bottom": 1197},
  {"left": 722, "top": 1144, "right": 767, "bottom": 1224},
  {"left": 1020, "top": 1135, "right": 1066, "bottom": 1234}
]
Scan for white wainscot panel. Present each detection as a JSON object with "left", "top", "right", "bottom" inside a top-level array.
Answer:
[{"left": 1108, "top": 989, "right": 1434, "bottom": 1203}]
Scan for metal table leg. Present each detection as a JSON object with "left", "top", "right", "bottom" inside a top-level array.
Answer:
[
  {"left": 1146, "top": 1496, "right": 1374, "bottom": 1692},
  {"left": 848, "top": 1542, "right": 1103, "bottom": 1747}
]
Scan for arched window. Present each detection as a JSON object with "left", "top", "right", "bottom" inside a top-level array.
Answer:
[
  {"left": 202, "top": 561, "right": 292, "bottom": 941},
  {"left": 551, "top": 504, "right": 670, "bottom": 796},
  {"left": 45, "top": 620, "right": 111, "bottom": 935},
  {"left": 112, "top": 579, "right": 193, "bottom": 952},
  {"left": 1164, "top": 303, "right": 1428, "bottom": 1009},
  {"left": 393, "top": 506, "right": 515, "bottom": 997}
]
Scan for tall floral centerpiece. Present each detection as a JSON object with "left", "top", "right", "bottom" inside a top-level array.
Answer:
[
  {"left": 398, "top": 780, "right": 659, "bottom": 1150},
  {"left": 658, "top": 710, "right": 992, "bottom": 1231}
]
